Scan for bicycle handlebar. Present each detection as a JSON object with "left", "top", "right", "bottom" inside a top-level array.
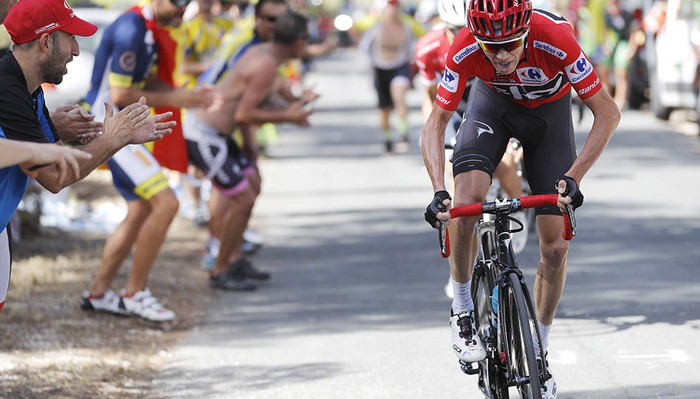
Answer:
[{"left": 438, "top": 194, "right": 575, "bottom": 258}]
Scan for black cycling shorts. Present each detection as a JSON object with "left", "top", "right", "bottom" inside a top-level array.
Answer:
[{"left": 451, "top": 79, "right": 576, "bottom": 216}]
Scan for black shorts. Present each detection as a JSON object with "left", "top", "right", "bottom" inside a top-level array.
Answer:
[
  {"left": 373, "top": 64, "right": 411, "bottom": 109},
  {"left": 451, "top": 79, "right": 576, "bottom": 216}
]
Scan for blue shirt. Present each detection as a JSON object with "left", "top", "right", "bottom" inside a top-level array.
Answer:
[
  {"left": 0, "top": 53, "right": 60, "bottom": 230},
  {"left": 0, "top": 130, "right": 29, "bottom": 230},
  {"left": 83, "top": 9, "right": 158, "bottom": 110}
]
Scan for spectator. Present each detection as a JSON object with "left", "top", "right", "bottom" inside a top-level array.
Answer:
[
  {"left": 604, "top": 0, "right": 635, "bottom": 110},
  {"left": 184, "top": 10, "right": 315, "bottom": 291},
  {"left": 194, "top": 0, "right": 291, "bottom": 278},
  {"left": 178, "top": 0, "right": 235, "bottom": 227},
  {"left": 78, "top": 0, "right": 219, "bottom": 322},
  {"left": 355, "top": 0, "right": 425, "bottom": 153},
  {"left": 0, "top": 0, "right": 174, "bottom": 313}
]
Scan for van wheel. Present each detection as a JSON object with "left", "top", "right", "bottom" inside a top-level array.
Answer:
[{"left": 650, "top": 72, "right": 672, "bottom": 120}]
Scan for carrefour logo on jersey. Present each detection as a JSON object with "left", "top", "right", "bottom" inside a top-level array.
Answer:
[
  {"left": 566, "top": 52, "right": 593, "bottom": 84},
  {"left": 440, "top": 67, "right": 459, "bottom": 93},
  {"left": 516, "top": 67, "right": 549, "bottom": 83},
  {"left": 453, "top": 43, "right": 479, "bottom": 64},
  {"left": 533, "top": 40, "right": 567, "bottom": 60}
]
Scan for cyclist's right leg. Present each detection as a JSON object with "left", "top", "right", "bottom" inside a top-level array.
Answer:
[
  {"left": 448, "top": 170, "right": 490, "bottom": 363},
  {"left": 449, "top": 80, "right": 512, "bottom": 363}
]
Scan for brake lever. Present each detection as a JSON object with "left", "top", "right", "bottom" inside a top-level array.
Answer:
[
  {"left": 563, "top": 204, "right": 576, "bottom": 239},
  {"left": 438, "top": 220, "right": 448, "bottom": 257}
]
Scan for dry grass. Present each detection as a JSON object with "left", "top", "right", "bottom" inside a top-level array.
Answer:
[{"left": 0, "top": 172, "right": 215, "bottom": 398}]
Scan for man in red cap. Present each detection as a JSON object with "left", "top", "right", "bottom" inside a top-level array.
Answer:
[{"left": 0, "top": 0, "right": 176, "bottom": 313}]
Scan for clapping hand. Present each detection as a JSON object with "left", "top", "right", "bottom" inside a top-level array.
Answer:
[
  {"left": 103, "top": 97, "right": 176, "bottom": 145},
  {"left": 51, "top": 104, "right": 103, "bottom": 144}
]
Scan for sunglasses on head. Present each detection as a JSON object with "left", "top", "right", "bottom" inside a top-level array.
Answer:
[{"left": 475, "top": 31, "right": 527, "bottom": 53}]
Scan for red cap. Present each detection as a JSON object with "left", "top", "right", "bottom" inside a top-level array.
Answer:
[
  {"left": 388, "top": 0, "right": 400, "bottom": 5},
  {"left": 4, "top": 0, "right": 98, "bottom": 44}
]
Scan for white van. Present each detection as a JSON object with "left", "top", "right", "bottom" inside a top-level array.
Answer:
[{"left": 646, "top": 0, "right": 700, "bottom": 121}]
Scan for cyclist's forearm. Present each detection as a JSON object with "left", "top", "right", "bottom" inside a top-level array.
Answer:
[
  {"left": 422, "top": 110, "right": 448, "bottom": 192},
  {"left": 568, "top": 91, "right": 621, "bottom": 183},
  {"left": 423, "top": 144, "right": 445, "bottom": 192}
]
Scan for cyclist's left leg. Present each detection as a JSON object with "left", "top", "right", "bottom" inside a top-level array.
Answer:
[
  {"left": 517, "top": 92, "right": 575, "bottom": 399},
  {"left": 518, "top": 93, "right": 575, "bottom": 354}
]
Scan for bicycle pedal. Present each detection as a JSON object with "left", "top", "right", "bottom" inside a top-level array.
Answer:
[{"left": 459, "top": 360, "right": 480, "bottom": 375}]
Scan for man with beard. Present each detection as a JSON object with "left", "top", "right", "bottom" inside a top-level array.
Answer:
[
  {"left": 0, "top": 0, "right": 91, "bottom": 177},
  {"left": 78, "top": 0, "right": 221, "bottom": 322},
  {"left": 0, "top": 0, "right": 176, "bottom": 313}
]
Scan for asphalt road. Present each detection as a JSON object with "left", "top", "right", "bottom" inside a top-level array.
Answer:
[{"left": 155, "top": 48, "right": 700, "bottom": 399}]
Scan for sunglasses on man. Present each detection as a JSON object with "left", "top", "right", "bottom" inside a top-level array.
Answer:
[
  {"left": 259, "top": 15, "right": 278, "bottom": 23},
  {"left": 475, "top": 31, "right": 528, "bottom": 54},
  {"left": 170, "top": 0, "right": 192, "bottom": 8}
]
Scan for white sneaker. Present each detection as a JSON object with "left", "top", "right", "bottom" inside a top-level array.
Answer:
[
  {"left": 450, "top": 310, "right": 486, "bottom": 362},
  {"left": 243, "top": 229, "right": 264, "bottom": 245},
  {"left": 541, "top": 356, "right": 557, "bottom": 399},
  {"left": 119, "top": 288, "right": 176, "bottom": 322},
  {"left": 80, "top": 290, "right": 123, "bottom": 314}
]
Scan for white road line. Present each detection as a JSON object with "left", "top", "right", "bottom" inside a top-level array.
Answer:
[{"left": 615, "top": 349, "right": 690, "bottom": 363}]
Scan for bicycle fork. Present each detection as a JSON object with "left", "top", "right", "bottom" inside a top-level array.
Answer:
[{"left": 494, "top": 269, "right": 551, "bottom": 389}]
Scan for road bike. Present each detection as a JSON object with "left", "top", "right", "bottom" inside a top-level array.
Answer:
[{"left": 437, "top": 194, "right": 575, "bottom": 398}]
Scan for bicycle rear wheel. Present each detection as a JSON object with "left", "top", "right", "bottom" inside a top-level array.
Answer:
[{"left": 502, "top": 273, "right": 542, "bottom": 399}]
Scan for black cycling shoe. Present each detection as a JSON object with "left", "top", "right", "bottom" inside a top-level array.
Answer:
[
  {"left": 230, "top": 258, "right": 271, "bottom": 281},
  {"left": 209, "top": 270, "right": 257, "bottom": 291}
]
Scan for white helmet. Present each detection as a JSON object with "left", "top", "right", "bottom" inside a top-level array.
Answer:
[{"left": 438, "top": 0, "right": 468, "bottom": 27}]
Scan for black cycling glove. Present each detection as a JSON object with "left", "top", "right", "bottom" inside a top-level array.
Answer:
[
  {"left": 556, "top": 175, "right": 584, "bottom": 209},
  {"left": 424, "top": 190, "right": 451, "bottom": 228}
]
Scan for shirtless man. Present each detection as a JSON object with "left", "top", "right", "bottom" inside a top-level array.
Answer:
[
  {"left": 183, "top": 10, "right": 317, "bottom": 290},
  {"left": 356, "top": 0, "right": 424, "bottom": 153}
]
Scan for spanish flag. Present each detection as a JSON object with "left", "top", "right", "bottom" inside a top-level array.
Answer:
[{"left": 133, "top": 4, "right": 188, "bottom": 173}]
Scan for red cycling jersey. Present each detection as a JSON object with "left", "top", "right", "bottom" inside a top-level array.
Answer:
[
  {"left": 415, "top": 25, "right": 451, "bottom": 87},
  {"left": 436, "top": 9, "right": 602, "bottom": 111}
]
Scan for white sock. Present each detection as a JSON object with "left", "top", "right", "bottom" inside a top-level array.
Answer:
[
  {"left": 538, "top": 322, "right": 551, "bottom": 354},
  {"left": 451, "top": 277, "right": 474, "bottom": 314}
]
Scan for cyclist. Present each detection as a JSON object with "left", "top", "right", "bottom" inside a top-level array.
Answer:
[{"left": 421, "top": 1, "right": 620, "bottom": 397}]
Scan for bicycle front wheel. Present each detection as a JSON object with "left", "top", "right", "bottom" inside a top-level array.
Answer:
[
  {"left": 472, "top": 261, "right": 509, "bottom": 399},
  {"left": 502, "top": 272, "right": 542, "bottom": 399}
]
